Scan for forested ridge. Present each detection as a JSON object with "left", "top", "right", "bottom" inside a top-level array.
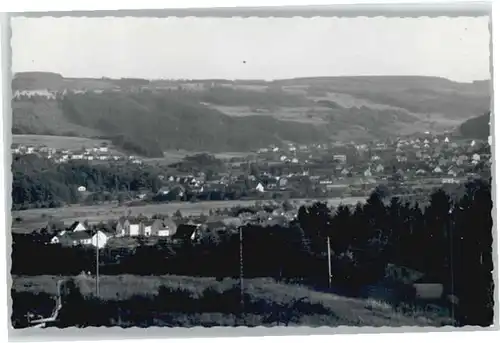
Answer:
[{"left": 59, "top": 92, "right": 331, "bottom": 156}]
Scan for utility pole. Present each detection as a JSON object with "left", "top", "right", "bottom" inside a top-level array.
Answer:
[
  {"left": 96, "top": 230, "right": 100, "bottom": 298},
  {"left": 239, "top": 225, "right": 244, "bottom": 315},
  {"left": 327, "top": 236, "right": 332, "bottom": 289},
  {"left": 449, "top": 212, "right": 455, "bottom": 322}
]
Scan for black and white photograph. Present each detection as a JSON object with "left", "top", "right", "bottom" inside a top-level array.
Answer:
[{"left": 7, "top": 7, "right": 495, "bottom": 330}]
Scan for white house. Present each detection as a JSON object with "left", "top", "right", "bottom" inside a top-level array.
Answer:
[
  {"left": 255, "top": 183, "right": 265, "bottom": 193},
  {"left": 444, "top": 137, "right": 450, "bottom": 143},
  {"left": 375, "top": 164, "right": 384, "bottom": 173},
  {"left": 143, "top": 224, "right": 153, "bottom": 237},
  {"left": 291, "top": 158, "right": 299, "bottom": 164},
  {"left": 364, "top": 168, "right": 372, "bottom": 177},
  {"left": 433, "top": 166, "right": 443, "bottom": 174},
  {"left": 129, "top": 220, "right": 142, "bottom": 236},
  {"left": 91, "top": 230, "right": 111, "bottom": 249},
  {"left": 472, "top": 153, "right": 481, "bottom": 162},
  {"left": 158, "top": 229, "right": 171, "bottom": 237}
]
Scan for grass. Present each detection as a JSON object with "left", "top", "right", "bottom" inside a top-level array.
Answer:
[{"left": 12, "top": 274, "right": 454, "bottom": 327}]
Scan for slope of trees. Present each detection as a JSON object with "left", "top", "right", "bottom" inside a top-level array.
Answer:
[
  {"left": 11, "top": 155, "right": 163, "bottom": 209},
  {"left": 12, "top": 178, "right": 494, "bottom": 326},
  {"left": 59, "top": 92, "right": 331, "bottom": 155},
  {"left": 458, "top": 112, "right": 491, "bottom": 140}
]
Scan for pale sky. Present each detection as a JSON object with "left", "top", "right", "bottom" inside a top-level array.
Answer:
[{"left": 10, "top": 16, "right": 491, "bottom": 82}]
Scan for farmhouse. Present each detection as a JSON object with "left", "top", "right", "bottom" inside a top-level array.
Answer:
[
  {"left": 115, "top": 217, "right": 130, "bottom": 237},
  {"left": 128, "top": 219, "right": 143, "bottom": 237},
  {"left": 172, "top": 223, "right": 202, "bottom": 243},
  {"left": 155, "top": 218, "right": 177, "bottom": 237}
]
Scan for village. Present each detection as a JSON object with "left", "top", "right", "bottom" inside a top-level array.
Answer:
[
  {"left": 13, "top": 129, "right": 492, "bottom": 253},
  {"left": 12, "top": 130, "right": 491, "bottom": 198}
]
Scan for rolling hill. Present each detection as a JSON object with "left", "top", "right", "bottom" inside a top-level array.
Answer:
[{"left": 11, "top": 72, "right": 491, "bottom": 156}]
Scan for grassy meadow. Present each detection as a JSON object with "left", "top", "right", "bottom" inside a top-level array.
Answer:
[{"left": 11, "top": 274, "right": 454, "bottom": 327}]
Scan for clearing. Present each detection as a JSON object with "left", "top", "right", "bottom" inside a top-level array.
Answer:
[
  {"left": 11, "top": 197, "right": 367, "bottom": 232},
  {"left": 12, "top": 134, "right": 113, "bottom": 151}
]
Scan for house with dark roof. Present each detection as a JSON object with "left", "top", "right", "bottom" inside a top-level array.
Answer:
[
  {"left": 51, "top": 230, "right": 92, "bottom": 247},
  {"left": 171, "top": 223, "right": 201, "bottom": 242},
  {"left": 51, "top": 228, "right": 113, "bottom": 248}
]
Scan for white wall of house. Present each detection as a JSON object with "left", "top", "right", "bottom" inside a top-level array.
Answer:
[
  {"left": 158, "top": 230, "right": 170, "bottom": 237},
  {"left": 91, "top": 231, "right": 109, "bottom": 249},
  {"left": 129, "top": 224, "right": 140, "bottom": 236},
  {"left": 50, "top": 236, "right": 59, "bottom": 244},
  {"left": 75, "top": 238, "right": 92, "bottom": 246},
  {"left": 144, "top": 226, "right": 152, "bottom": 236},
  {"left": 116, "top": 226, "right": 125, "bottom": 237}
]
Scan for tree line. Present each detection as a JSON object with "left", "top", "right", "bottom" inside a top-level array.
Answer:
[{"left": 12, "top": 178, "right": 493, "bottom": 326}]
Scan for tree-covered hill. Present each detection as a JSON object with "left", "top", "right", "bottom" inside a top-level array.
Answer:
[{"left": 458, "top": 112, "right": 491, "bottom": 140}]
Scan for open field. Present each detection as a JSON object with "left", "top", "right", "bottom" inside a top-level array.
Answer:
[
  {"left": 210, "top": 105, "right": 331, "bottom": 125},
  {"left": 144, "top": 150, "right": 255, "bottom": 165},
  {"left": 11, "top": 197, "right": 367, "bottom": 232},
  {"left": 12, "top": 274, "right": 453, "bottom": 327},
  {"left": 12, "top": 134, "right": 113, "bottom": 150}
]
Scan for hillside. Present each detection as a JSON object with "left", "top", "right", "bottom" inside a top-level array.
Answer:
[
  {"left": 11, "top": 72, "right": 491, "bottom": 155},
  {"left": 458, "top": 112, "right": 491, "bottom": 140},
  {"left": 59, "top": 92, "right": 333, "bottom": 156}
]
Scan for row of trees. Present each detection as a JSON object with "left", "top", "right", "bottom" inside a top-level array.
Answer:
[{"left": 12, "top": 178, "right": 494, "bottom": 326}]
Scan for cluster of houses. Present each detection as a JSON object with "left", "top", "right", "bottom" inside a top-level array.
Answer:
[
  {"left": 249, "top": 134, "right": 491, "bottom": 190},
  {"left": 49, "top": 217, "right": 199, "bottom": 249},
  {"left": 47, "top": 205, "right": 298, "bottom": 250},
  {"left": 11, "top": 143, "right": 143, "bottom": 165}
]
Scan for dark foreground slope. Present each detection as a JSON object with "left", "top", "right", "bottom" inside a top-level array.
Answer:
[{"left": 12, "top": 275, "right": 453, "bottom": 328}]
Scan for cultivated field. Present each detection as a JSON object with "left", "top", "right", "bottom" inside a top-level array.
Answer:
[
  {"left": 11, "top": 274, "right": 453, "bottom": 327},
  {"left": 144, "top": 150, "right": 255, "bottom": 165},
  {"left": 11, "top": 197, "right": 367, "bottom": 232},
  {"left": 12, "top": 134, "right": 113, "bottom": 151}
]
